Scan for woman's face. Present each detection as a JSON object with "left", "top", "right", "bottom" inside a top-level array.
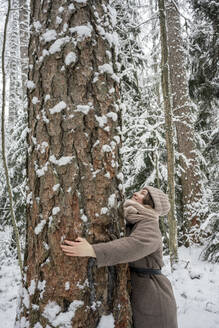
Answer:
[{"left": 131, "top": 188, "right": 148, "bottom": 205}]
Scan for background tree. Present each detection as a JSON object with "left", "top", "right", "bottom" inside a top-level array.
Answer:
[
  {"left": 189, "top": 0, "right": 219, "bottom": 261},
  {"left": 166, "top": 0, "right": 205, "bottom": 245},
  {"left": 16, "top": 1, "right": 132, "bottom": 327},
  {"left": 158, "top": 0, "right": 178, "bottom": 266}
]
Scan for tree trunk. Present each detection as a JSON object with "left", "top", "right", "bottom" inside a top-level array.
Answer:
[
  {"left": 16, "top": 1, "right": 132, "bottom": 327},
  {"left": 166, "top": 0, "right": 202, "bottom": 234},
  {"left": 158, "top": 0, "right": 178, "bottom": 267},
  {"left": 19, "top": 0, "right": 29, "bottom": 104},
  {"left": 8, "top": 0, "right": 22, "bottom": 126}
]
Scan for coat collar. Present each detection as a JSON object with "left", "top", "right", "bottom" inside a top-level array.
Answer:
[{"left": 123, "top": 199, "right": 158, "bottom": 224}]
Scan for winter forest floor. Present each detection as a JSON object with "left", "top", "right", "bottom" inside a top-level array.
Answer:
[{"left": 0, "top": 241, "right": 219, "bottom": 328}]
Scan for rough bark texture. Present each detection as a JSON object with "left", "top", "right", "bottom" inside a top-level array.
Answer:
[
  {"left": 16, "top": 1, "right": 132, "bottom": 327},
  {"left": 158, "top": 0, "right": 178, "bottom": 266},
  {"left": 166, "top": 0, "right": 202, "bottom": 231}
]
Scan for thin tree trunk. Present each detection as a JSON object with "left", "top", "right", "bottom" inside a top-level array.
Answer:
[
  {"left": 158, "top": 0, "right": 178, "bottom": 267},
  {"left": 16, "top": 1, "right": 132, "bottom": 327},
  {"left": 19, "top": 0, "right": 29, "bottom": 104},
  {"left": 166, "top": 0, "right": 202, "bottom": 236},
  {"left": 1, "top": 0, "right": 23, "bottom": 276},
  {"left": 8, "top": 0, "right": 22, "bottom": 126}
]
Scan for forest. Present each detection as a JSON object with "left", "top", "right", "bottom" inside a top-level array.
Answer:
[{"left": 0, "top": 0, "right": 218, "bottom": 327}]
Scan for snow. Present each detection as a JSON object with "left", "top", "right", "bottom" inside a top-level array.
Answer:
[
  {"left": 49, "top": 155, "right": 73, "bottom": 166},
  {"left": 81, "top": 214, "right": 88, "bottom": 222},
  {"left": 52, "top": 184, "right": 60, "bottom": 192},
  {"left": 97, "top": 314, "right": 115, "bottom": 328},
  {"left": 34, "top": 219, "right": 46, "bottom": 235},
  {"left": 33, "top": 21, "right": 42, "bottom": 32},
  {"left": 95, "top": 115, "right": 107, "bottom": 128},
  {"left": 65, "top": 52, "right": 77, "bottom": 66},
  {"left": 42, "top": 300, "right": 84, "bottom": 327},
  {"left": 41, "top": 30, "right": 57, "bottom": 43},
  {"left": 102, "top": 145, "right": 111, "bottom": 153},
  {"left": 28, "top": 280, "right": 36, "bottom": 295},
  {"left": 32, "top": 97, "right": 39, "bottom": 105},
  {"left": 108, "top": 194, "right": 116, "bottom": 208},
  {"left": 100, "top": 207, "right": 108, "bottom": 215},
  {"left": 49, "top": 37, "right": 70, "bottom": 55},
  {"left": 69, "top": 24, "right": 92, "bottom": 41},
  {"left": 26, "top": 80, "right": 36, "bottom": 90},
  {"left": 65, "top": 282, "right": 70, "bottom": 291},
  {"left": 52, "top": 207, "right": 60, "bottom": 215},
  {"left": 36, "top": 162, "right": 48, "bottom": 177},
  {"left": 106, "top": 112, "right": 118, "bottom": 122},
  {"left": 76, "top": 105, "right": 92, "bottom": 115},
  {"left": 1, "top": 245, "right": 219, "bottom": 327},
  {"left": 56, "top": 17, "right": 62, "bottom": 25},
  {"left": 49, "top": 101, "right": 67, "bottom": 114},
  {"left": 73, "top": 0, "right": 87, "bottom": 4}
]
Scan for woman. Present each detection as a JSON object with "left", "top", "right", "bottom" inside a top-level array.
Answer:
[{"left": 61, "top": 186, "right": 178, "bottom": 328}]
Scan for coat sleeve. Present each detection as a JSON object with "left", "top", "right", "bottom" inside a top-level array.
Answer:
[{"left": 92, "top": 219, "right": 161, "bottom": 268}]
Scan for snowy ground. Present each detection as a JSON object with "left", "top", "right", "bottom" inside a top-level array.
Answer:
[{"left": 0, "top": 244, "right": 218, "bottom": 328}]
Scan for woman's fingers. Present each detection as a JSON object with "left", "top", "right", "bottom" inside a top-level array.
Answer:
[
  {"left": 63, "top": 239, "right": 76, "bottom": 245},
  {"left": 75, "top": 237, "right": 84, "bottom": 242}
]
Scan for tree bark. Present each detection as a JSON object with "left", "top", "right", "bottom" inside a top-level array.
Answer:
[
  {"left": 166, "top": 0, "right": 202, "bottom": 233},
  {"left": 158, "top": 0, "right": 178, "bottom": 267},
  {"left": 16, "top": 1, "right": 132, "bottom": 327}
]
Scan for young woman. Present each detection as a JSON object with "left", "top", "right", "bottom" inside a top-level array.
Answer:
[{"left": 61, "top": 186, "right": 178, "bottom": 328}]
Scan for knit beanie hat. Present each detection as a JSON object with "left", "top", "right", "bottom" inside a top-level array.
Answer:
[{"left": 144, "top": 186, "right": 170, "bottom": 216}]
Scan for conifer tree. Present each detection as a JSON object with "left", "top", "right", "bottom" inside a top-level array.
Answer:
[{"left": 16, "top": 1, "right": 132, "bottom": 326}]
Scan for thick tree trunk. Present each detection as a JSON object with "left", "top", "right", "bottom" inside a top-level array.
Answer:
[
  {"left": 158, "top": 0, "right": 178, "bottom": 267},
  {"left": 16, "top": 1, "right": 132, "bottom": 327},
  {"left": 166, "top": 0, "right": 202, "bottom": 233}
]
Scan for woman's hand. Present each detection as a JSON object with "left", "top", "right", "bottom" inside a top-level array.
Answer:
[{"left": 60, "top": 237, "right": 96, "bottom": 258}]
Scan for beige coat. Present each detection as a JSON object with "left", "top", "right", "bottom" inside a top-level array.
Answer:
[{"left": 93, "top": 186, "right": 178, "bottom": 328}]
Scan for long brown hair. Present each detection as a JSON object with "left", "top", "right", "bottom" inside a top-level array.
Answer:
[{"left": 142, "top": 189, "right": 155, "bottom": 208}]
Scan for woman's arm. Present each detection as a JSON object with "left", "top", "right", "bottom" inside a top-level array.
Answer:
[{"left": 61, "top": 219, "right": 161, "bottom": 268}]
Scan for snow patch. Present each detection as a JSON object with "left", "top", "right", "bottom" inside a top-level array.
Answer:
[
  {"left": 102, "top": 145, "right": 111, "bottom": 153},
  {"left": 65, "top": 282, "right": 70, "bottom": 291},
  {"left": 49, "top": 155, "right": 73, "bottom": 166},
  {"left": 70, "top": 23, "right": 92, "bottom": 41},
  {"left": 41, "top": 30, "right": 57, "bottom": 43},
  {"left": 42, "top": 300, "right": 84, "bottom": 327},
  {"left": 76, "top": 105, "right": 92, "bottom": 115},
  {"left": 49, "top": 101, "right": 67, "bottom": 114},
  {"left": 52, "top": 207, "right": 60, "bottom": 215},
  {"left": 28, "top": 280, "right": 36, "bottom": 296},
  {"left": 108, "top": 194, "right": 116, "bottom": 208},
  {"left": 34, "top": 220, "right": 46, "bottom": 235},
  {"left": 97, "top": 314, "right": 115, "bottom": 328},
  {"left": 100, "top": 207, "right": 108, "bottom": 215},
  {"left": 95, "top": 115, "right": 107, "bottom": 128},
  {"left": 106, "top": 112, "right": 118, "bottom": 122},
  {"left": 32, "top": 97, "right": 40, "bottom": 105},
  {"left": 49, "top": 37, "right": 70, "bottom": 54},
  {"left": 26, "top": 80, "right": 36, "bottom": 90},
  {"left": 65, "top": 52, "right": 77, "bottom": 66},
  {"left": 53, "top": 184, "right": 60, "bottom": 192}
]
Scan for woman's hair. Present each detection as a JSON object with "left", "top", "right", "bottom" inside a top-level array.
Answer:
[{"left": 142, "top": 190, "right": 155, "bottom": 208}]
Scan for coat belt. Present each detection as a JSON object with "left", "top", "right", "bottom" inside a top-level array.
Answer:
[{"left": 130, "top": 266, "right": 162, "bottom": 275}]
